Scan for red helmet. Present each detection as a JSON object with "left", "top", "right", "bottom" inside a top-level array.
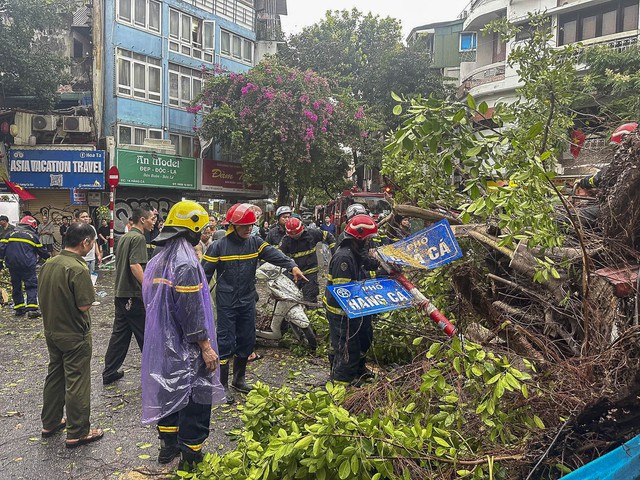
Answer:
[
  {"left": 285, "top": 217, "right": 304, "bottom": 237},
  {"left": 611, "top": 123, "right": 638, "bottom": 144},
  {"left": 19, "top": 216, "right": 37, "bottom": 229},
  {"left": 225, "top": 203, "right": 257, "bottom": 226},
  {"left": 344, "top": 214, "right": 378, "bottom": 241}
]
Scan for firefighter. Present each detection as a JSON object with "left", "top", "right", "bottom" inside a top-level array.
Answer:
[
  {"left": 265, "top": 206, "right": 292, "bottom": 246},
  {"left": 141, "top": 200, "right": 225, "bottom": 466},
  {"left": 202, "top": 203, "right": 306, "bottom": 403},
  {"left": 337, "top": 203, "right": 390, "bottom": 249},
  {"left": 323, "top": 214, "right": 380, "bottom": 385},
  {"left": 280, "top": 217, "right": 336, "bottom": 303},
  {"left": 0, "top": 216, "right": 50, "bottom": 318}
]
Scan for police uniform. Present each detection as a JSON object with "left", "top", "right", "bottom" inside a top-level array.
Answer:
[
  {"left": 280, "top": 228, "right": 336, "bottom": 303},
  {"left": 39, "top": 250, "right": 95, "bottom": 439},
  {"left": 0, "top": 225, "right": 50, "bottom": 314},
  {"left": 202, "top": 232, "right": 296, "bottom": 359},
  {"left": 323, "top": 240, "right": 379, "bottom": 383},
  {"left": 103, "top": 227, "right": 147, "bottom": 383}
]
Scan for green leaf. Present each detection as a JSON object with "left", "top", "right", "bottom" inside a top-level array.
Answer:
[
  {"left": 138, "top": 454, "right": 150, "bottom": 460},
  {"left": 338, "top": 459, "right": 351, "bottom": 479},
  {"left": 412, "top": 336, "right": 423, "bottom": 346},
  {"left": 433, "top": 436, "right": 450, "bottom": 447},
  {"left": 487, "top": 373, "right": 502, "bottom": 385},
  {"left": 467, "top": 95, "right": 476, "bottom": 110},
  {"left": 478, "top": 101, "right": 489, "bottom": 114},
  {"left": 294, "top": 436, "right": 313, "bottom": 450},
  {"left": 391, "top": 91, "right": 402, "bottom": 102},
  {"left": 527, "top": 122, "right": 544, "bottom": 139},
  {"left": 533, "top": 415, "right": 545, "bottom": 429},
  {"left": 393, "top": 105, "right": 402, "bottom": 115}
]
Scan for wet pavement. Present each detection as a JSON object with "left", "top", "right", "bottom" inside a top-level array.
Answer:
[{"left": 0, "top": 266, "right": 327, "bottom": 479}]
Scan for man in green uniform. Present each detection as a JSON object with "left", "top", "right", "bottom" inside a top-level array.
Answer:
[
  {"left": 39, "top": 222, "right": 104, "bottom": 448},
  {"left": 102, "top": 206, "right": 155, "bottom": 385}
]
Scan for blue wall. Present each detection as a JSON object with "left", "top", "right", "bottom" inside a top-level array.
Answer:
[{"left": 102, "top": 0, "right": 256, "bottom": 139}]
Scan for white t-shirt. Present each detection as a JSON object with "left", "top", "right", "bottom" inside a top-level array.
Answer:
[{"left": 82, "top": 225, "right": 97, "bottom": 261}]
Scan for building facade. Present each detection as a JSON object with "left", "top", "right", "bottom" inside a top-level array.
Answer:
[{"left": 98, "top": 0, "right": 265, "bottom": 230}]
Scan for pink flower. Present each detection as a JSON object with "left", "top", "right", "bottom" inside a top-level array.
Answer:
[
  {"left": 321, "top": 127, "right": 327, "bottom": 133},
  {"left": 362, "top": 131, "right": 369, "bottom": 139},
  {"left": 276, "top": 76, "right": 283, "bottom": 84},
  {"left": 299, "top": 94, "right": 310, "bottom": 105},
  {"left": 313, "top": 101, "right": 321, "bottom": 110},
  {"left": 325, "top": 104, "right": 334, "bottom": 115},
  {"left": 304, "top": 126, "right": 315, "bottom": 141},
  {"left": 185, "top": 105, "right": 203, "bottom": 113},
  {"left": 354, "top": 106, "right": 365, "bottom": 120},
  {"left": 303, "top": 110, "right": 318, "bottom": 123}
]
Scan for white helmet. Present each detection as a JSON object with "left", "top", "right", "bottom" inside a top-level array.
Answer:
[
  {"left": 276, "top": 206, "right": 293, "bottom": 218},
  {"left": 345, "top": 203, "right": 368, "bottom": 220}
]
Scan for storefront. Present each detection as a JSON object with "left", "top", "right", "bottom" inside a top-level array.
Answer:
[
  {"left": 113, "top": 148, "right": 197, "bottom": 233},
  {"left": 200, "top": 159, "right": 265, "bottom": 200},
  {"left": 8, "top": 147, "right": 105, "bottom": 243}
]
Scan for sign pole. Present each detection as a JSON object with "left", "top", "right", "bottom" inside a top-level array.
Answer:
[
  {"left": 109, "top": 186, "right": 115, "bottom": 256},
  {"left": 107, "top": 166, "right": 120, "bottom": 259}
]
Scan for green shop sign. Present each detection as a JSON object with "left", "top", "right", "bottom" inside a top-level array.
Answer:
[{"left": 114, "top": 149, "right": 196, "bottom": 189}]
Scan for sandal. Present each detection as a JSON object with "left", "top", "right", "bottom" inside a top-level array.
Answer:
[
  {"left": 248, "top": 352, "right": 263, "bottom": 363},
  {"left": 65, "top": 428, "right": 104, "bottom": 449},
  {"left": 41, "top": 419, "right": 66, "bottom": 438}
]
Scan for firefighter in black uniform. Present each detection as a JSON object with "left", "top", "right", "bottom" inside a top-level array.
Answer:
[
  {"left": 265, "top": 205, "right": 292, "bottom": 246},
  {"left": 279, "top": 217, "right": 336, "bottom": 303},
  {"left": 323, "top": 214, "right": 380, "bottom": 385},
  {"left": 0, "top": 216, "right": 50, "bottom": 317},
  {"left": 202, "top": 203, "right": 306, "bottom": 402}
]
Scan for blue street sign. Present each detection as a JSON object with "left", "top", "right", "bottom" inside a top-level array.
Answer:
[
  {"left": 8, "top": 149, "right": 105, "bottom": 189},
  {"left": 327, "top": 278, "right": 414, "bottom": 319},
  {"left": 378, "top": 219, "right": 463, "bottom": 270}
]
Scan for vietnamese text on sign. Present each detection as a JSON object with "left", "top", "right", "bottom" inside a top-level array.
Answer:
[{"left": 327, "top": 278, "right": 414, "bottom": 319}]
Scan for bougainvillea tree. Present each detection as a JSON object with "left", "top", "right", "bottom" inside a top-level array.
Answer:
[{"left": 196, "top": 60, "right": 372, "bottom": 205}]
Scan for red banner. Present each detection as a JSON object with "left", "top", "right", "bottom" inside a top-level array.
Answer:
[{"left": 201, "top": 160, "right": 263, "bottom": 192}]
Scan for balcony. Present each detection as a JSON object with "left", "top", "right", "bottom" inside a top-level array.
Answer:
[
  {"left": 458, "top": 61, "right": 506, "bottom": 97},
  {"left": 462, "top": 0, "right": 507, "bottom": 31}
]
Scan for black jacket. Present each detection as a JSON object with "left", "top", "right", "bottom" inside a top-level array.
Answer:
[
  {"left": 202, "top": 231, "right": 296, "bottom": 308},
  {"left": 265, "top": 224, "right": 286, "bottom": 246},
  {"left": 323, "top": 239, "right": 379, "bottom": 316},
  {"left": 279, "top": 228, "right": 336, "bottom": 276}
]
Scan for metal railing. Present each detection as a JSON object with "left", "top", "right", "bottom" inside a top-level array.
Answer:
[
  {"left": 458, "top": 63, "right": 506, "bottom": 96},
  {"left": 214, "top": 0, "right": 255, "bottom": 30}
]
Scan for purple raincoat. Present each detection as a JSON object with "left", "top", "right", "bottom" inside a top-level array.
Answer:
[{"left": 141, "top": 238, "right": 225, "bottom": 425}]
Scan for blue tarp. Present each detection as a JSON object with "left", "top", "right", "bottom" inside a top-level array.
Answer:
[{"left": 561, "top": 434, "right": 640, "bottom": 479}]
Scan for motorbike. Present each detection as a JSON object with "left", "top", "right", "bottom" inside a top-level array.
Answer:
[{"left": 255, "top": 262, "right": 318, "bottom": 351}]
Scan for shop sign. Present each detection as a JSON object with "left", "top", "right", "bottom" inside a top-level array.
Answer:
[
  {"left": 87, "top": 192, "right": 102, "bottom": 206},
  {"left": 201, "top": 159, "right": 263, "bottom": 192},
  {"left": 71, "top": 189, "right": 87, "bottom": 205},
  {"left": 327, "top": 278, "right": 414, "bottom": 319},
  {"left": 8, "top": 149, "right": 105, "bottom": 189},
  {"left": 115, "top": 149, "right": 196, "bottom": 190}
]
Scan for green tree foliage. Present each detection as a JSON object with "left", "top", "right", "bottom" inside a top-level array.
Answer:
[
  {"left": 197, "top": 61, "right": 367, "bottom": 204},
  {"left": 578, "top": 45, "right": 640, "bottom": 126},
  {"left": 0, "top": 0, "right": 76, "bottom": 109},
  {"left": 176, "top": 339, "right": 540, "bottom": 480},
  {"left": 277, "top": 9, "right": 448, "bottom": 177},
  {"left": 383, "top": 14, "right": 580, "bottom": 270}
]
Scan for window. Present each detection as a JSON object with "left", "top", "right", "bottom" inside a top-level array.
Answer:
[
  {"left": 170, "top": 134, "right": 195, "bottom": 157},
  {"left": 559, "top": 0, "right": 639, "bottom": 45},
  {"left": 169, "top": 63, "right": 203, "bottom": 108},
  {"left": 117, "top": 0, "right": 160, "bottom": 33},
  {"left": 116, "top": 48, "right": 161, "bottom": 103},
  {"left": 220, "top": 29, "right": 254, "bottom": 64},
  {"left": 117, "top": 124, "right": 162, "bottom": 146},
  {"left": 169, "top": 8, "right": 215, "bottom": 63},
  {"left": 460, "top": 32, "right": 477, "bottom": 52}
]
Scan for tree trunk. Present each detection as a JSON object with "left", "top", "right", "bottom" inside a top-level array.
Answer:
[{"left": 277, "top": 171, "right": 289, "bottom": 206}]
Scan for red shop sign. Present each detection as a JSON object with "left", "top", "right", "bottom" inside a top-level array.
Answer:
[{"left": 201, "top": 160, "right": 262, "bottom": 192}]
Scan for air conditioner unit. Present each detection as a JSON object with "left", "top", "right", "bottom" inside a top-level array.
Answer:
[
  {"left": 62, "top": 116, "right": 92, "bottom": 133},
  {"left": 32, "top": 115, "right": 58, "bottom": 132}
]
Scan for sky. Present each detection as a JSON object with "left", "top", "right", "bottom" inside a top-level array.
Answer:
[{"left": 280, "top": 0, "right": 472, "bottom": 40}]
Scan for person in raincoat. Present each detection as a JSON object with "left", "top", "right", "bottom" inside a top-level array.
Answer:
[{"left": 141, "top": 200, "right": 225, "bottom": 466}]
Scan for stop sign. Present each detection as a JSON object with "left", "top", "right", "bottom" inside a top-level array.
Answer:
[{"left": 108, "top": 166, "right": 120, "bottom": 188}]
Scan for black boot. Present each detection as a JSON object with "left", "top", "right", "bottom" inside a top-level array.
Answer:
[
  {"left": 181, "top": 448, "right": 204, "bottom": 469},
  {"left": 220, "top": 361, "right": 235, "bottom": 404},
  {"left": 231, "top": 357, "right": 252, "bottom": 393},
  {"left": 157, "top": 436, "right": 180, "bottom": 464},
  {"left": 328, "top": 353, "right": 335, "bottom": 380}
]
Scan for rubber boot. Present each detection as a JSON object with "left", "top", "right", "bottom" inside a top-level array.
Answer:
[
  {"left": 181, "top": 447, "right": 204, "bottom": 470},
  {"left": 157, "top": 435, "right": 180, "bottom": 464},
  {"left": 219, "top": 361, "right": 235, "bottom": 404},
  {"left": 231, "top": 357, "right": 252, "bottom": 393},
  {"left": 328, "top": 353, "right": 335, "bottom": 381}
]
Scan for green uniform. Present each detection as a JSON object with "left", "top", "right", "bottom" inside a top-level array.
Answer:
[
  {"left": 39, "top": 250, "right": 96, "bottom": 439},
  {"left": 114, "top": 228, "right": 147, "bottom": 298}
]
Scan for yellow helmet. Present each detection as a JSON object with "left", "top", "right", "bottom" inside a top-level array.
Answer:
[{"left": 164, "top": 200, "right": 208, "bottom": 233}]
